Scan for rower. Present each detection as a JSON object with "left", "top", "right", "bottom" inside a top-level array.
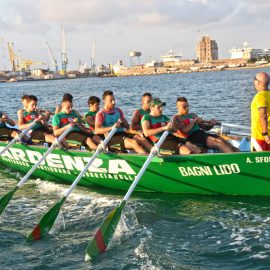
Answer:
[
  {"left": 130, "top": 93, "right": 153, "bottom": 152},
  {"left": 84, "top": 96, "right": 100, "bottom": 132},
  {"left": 141, "top": 98, "right": 194, "bottom": 155},
  {"left": 0, "top": 112, "right": 20, "bottom": 139},
  {"left": 95, "top": 90, "right": 147, "bottom": 154},
  {"left": 17, "top": 94, "right": 29, "bottom": 116},
  {"left": 173, "top": 97, "right": 237, "bottom": 153},
  {"left": 131, "top": 92, "right": 152, "bottom": 131},
  {"left": 52, "top": 98, "right": 98, "bottom": 150},
  {"left": 55, "top": 93, "right": 81, "bottom": 118},
  {"left": 18, "top": 95, "right": 56, "bottom": 144}
]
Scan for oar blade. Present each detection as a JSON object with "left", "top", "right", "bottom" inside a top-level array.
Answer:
[
  {"left": 27, "top": 197, "right": 66, "bottom": 241},
  {"left": 85, "top": 201, "right": 126, "bottom": 261},
  {"left": 0, "top": 186, "right": 18, "bottom": 216}
]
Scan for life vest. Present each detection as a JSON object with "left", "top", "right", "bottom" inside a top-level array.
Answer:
[{"left": 101, "top": 108, "right": 124, "bottom": 133}]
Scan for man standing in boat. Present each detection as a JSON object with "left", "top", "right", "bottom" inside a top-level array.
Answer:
[
  {"left": 173, "top": 97, "right": 236, "bottom": 153},
  {"left": 95, "top": 90, "right": 147, "bottom": 154},
  {"left": 251, "top": 72, "right": 270, "bottom": 151},
  {"left": 52, "top": 98, "right": 98, "bottom": 150},
  {"left": 141, "top": 98, "right": 194, "bottom": 155},
  {"left": 130, "top": 92, "right": 153, "bottom": 152}
]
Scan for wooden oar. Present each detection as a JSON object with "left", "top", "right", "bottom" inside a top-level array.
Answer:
[
  {"left": 0, "top": 124, "right": 74, "bottom": 216},
  {"left": 27, "top": 126, "right": 118, "bottom": 241},
  {"left": 85, "top": 130, "right": 170, "bottom": 261},
  {"left": 0, "top": 120, "right": 37, "bottom": 156}
]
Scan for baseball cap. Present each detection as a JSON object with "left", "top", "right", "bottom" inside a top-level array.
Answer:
[{"left": 150, "top": 98, "right": 166, "bottom": 107}]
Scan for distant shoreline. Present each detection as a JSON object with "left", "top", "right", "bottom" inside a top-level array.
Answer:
[
  {"left": 0, "top": 63, "right": 269, "bottom": 83},
  {"left": 113, "top": 63, "right": 270, "bottom": 77}
]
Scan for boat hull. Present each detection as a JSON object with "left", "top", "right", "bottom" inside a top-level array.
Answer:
[{"left": 0, "top": 142, "right": 270, "bottom": 196}]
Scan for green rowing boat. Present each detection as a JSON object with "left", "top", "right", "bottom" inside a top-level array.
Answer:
[{"left": 0, "top": 141, "right": 269, "bottom": 196}]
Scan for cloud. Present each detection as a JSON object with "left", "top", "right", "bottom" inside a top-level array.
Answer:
[
  {"left": 0, "top": 0, "right": 269, "bottom": 69},
  {"left": 2, "top": 0, "right": 268, "bottom": 34}
]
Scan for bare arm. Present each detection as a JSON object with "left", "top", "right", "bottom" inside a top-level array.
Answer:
[
  {"left": 182, "top": 113, "right": 199, "bottom": 133},
  {"left": 95, "top": 121, "right": 114, "bottom": 135},
  {"left": 259, "top": 107, "right": 270, "bottom": 143},
  {"left": 55, "top": 105, "right": 61, "bottom": 115},
  {"left": 53, "top": 124, "right": 70, "bottom": 137},
  {"left": 142, "top": 119, "right": 170, "bottom": 137},
  {"left": 18, "top": 110, "right": 36, "bottom": 130},
  {"left": 118, "top": 109, "right": 129, "bottom": 129},
  {"left": 259, "top": 108, "right": 268, "bottom": 134},
  {"left": 130, "top": 110, "right": 141, "bottom": 130},
  {"left": 2, "top": 113, "right": 15, "bottom": 126}
]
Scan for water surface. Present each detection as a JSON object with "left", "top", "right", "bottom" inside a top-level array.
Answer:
[{"left": 0, "top": 68, "right": 270, "bottom": 270}]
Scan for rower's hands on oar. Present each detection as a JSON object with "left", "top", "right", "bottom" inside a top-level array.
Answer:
[
  {"left": 163, "top": 122, "right": 172, "bottom": 131},
  {"left": 1, "top": 113, "right": 7, "bottom": 122},
  {"left": 34, "top": 114, "right": 43, "bottom": 123},
  {"left": 69, "top": 118, "right": 78, "bottom": 128},
  {"left": 263, "top": 134, "right": 270, "bottom": 144},
  {"left": 114, "top": 119, "right": 123, "bottom": 129}
]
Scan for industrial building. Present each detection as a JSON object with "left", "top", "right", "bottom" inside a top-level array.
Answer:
[{"left": 196, "top": 36, "right": 218, "bottom": 63}]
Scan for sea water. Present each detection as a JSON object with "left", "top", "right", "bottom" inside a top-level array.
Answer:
[{"left": 0, "top": 68, "right": 270, "bottom": 270}]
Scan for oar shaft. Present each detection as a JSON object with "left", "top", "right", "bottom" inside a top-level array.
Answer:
[
  {"left": 27, "top": 127, "right": 118, "bottom": 242},
  {"left": 85, "top": 130, "right": 169, "bottom": 259},
  {"left": 123, "top": 130, "right": 169, "bottom": 202},
  {"left": 0, "top": 121, "right": 36, "bottom": 156},
  {"left": 17, "top": 125, "right": 73, "bottom": 188},
  {"left": 217, "top": 122, "right": 250, "bottom": 131},
  {"left": 64, "top": 128, "right": 117, "bottom": 198},
  {"left": 64, "top": 150, "right": 100, "bottom": 197}
]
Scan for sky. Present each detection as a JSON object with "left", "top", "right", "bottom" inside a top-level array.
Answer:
[{"left": 0, "top": 0, "right": 269, "bottom": 70}]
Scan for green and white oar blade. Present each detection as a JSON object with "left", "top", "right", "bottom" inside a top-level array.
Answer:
[
  {"left": 27, "top": 197, "right": 66, "bottom": 241},
  {"left": 85, "top": 201, "right": 126, "bottom": 261},
  {"left": 0, "top": 186, "right": 18, "bottom": 216}
]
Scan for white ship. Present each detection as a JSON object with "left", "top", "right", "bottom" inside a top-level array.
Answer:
[{"left": 161, "top": 50, "right": 182, "bottom": 63}]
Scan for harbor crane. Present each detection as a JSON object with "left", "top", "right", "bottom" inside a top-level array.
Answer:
[
  {"left": 7, "top": 42, "right": 17, "bottom": 71},
  {"left": 46, "top": 42, "right": 58, "bottom": 72},
  {"left": 61, "top": 26, "right": 68, "bottom": 72},
  {"left": 7, "top": 42, "right": 46, "bottom": 72}
]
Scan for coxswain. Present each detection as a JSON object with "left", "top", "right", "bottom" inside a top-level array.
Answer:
[{"left": 251, "top": 72, "right": 270, "bottom": 151}]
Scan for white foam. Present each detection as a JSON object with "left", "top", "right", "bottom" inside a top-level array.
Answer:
[
  {"left": 251, "top": 253, "right": 269, "bottom": 259},
  {"left": 49, "top": 210, "right": 66, "bottom": 234}
]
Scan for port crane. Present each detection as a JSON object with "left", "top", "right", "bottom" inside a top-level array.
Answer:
[
  {"left": 46, "top": 42, "right": 58, "bottom": 72},
  {"left": 61, "top": 26, "right": 68, "bottom": 72},
  {"left": 7, "top": 42, "right": 46, "bottom": 72}
]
